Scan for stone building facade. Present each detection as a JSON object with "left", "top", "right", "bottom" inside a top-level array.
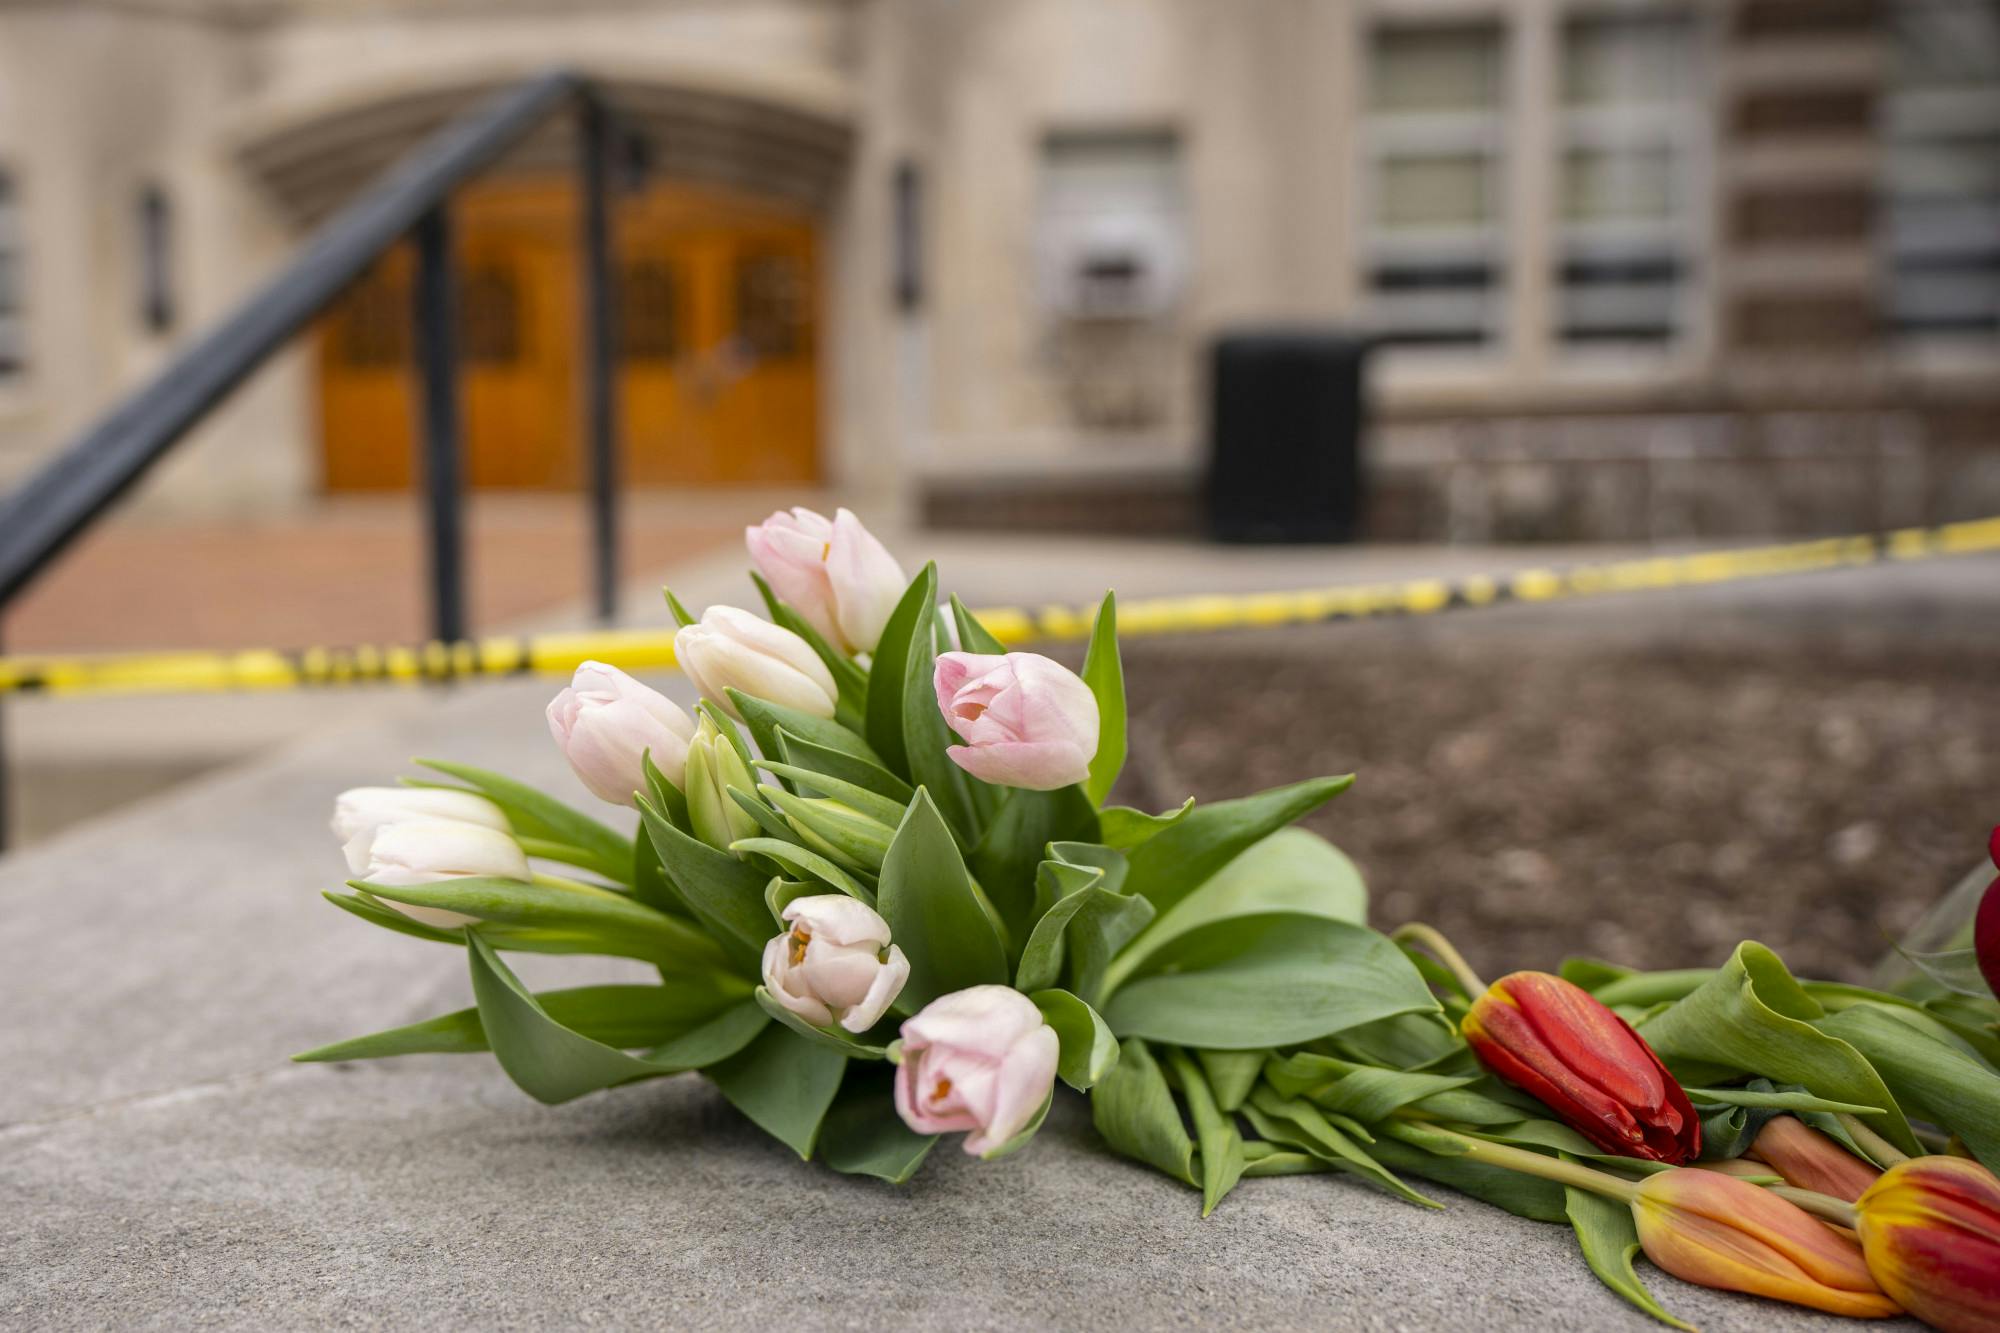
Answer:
[{"left": 0, "top": 0, "right": 1993, "bottom": 540}]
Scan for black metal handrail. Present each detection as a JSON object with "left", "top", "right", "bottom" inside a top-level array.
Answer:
[{"left": 0, "top": 67, "right": 630, "bottom": 849}]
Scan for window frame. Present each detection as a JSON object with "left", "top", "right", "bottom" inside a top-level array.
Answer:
[{"left": 1354, "top": 0, "right": 1719, "bottom": 399}]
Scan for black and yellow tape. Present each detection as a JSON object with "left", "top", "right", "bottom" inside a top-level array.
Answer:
[{"left": 3, "top": 515, "right": 1996, "bottom": 699}]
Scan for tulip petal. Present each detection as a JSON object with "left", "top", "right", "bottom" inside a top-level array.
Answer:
[
  {"left": 963, "top": 1026, "right": 1060, "bottom": 1156},
  {"left": 946, "top": 740, "right": 1090, "bottom": 792}
]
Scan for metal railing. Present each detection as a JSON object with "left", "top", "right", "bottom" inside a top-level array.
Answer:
[{"left": 0, "top": 68, "right": 631, "bottom": 850}]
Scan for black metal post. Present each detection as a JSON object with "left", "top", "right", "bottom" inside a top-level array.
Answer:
[
  {"left": 413, "top": 207, "right": 467, "bottom": 648},
  {"left": 578, "top": 94, "right": 620, "bottom": 625}
]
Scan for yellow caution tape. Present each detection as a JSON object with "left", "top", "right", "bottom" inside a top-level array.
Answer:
[{"left": 3, "top": 515, "right": 1997, "bottom": 699}]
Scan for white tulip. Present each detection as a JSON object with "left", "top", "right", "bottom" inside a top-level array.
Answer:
[
  {"left": 348, "top": 818, "right": 532, "bottom": 930},
  {"left": 332, "top": 786, "right": 509, "bottom": 878},
  {"left": 761, "top": 895, "right": 911, "bottom": 1033},
  {"left": 674, "top": 605, "right": 839, "bottom": 722},
  {"left": 546, "top": 661, "right": 698, "bottom": 805}
]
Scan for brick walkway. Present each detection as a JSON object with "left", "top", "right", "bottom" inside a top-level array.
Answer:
[{"left": 1, "top": 493, "right": 775, "bottom": 654}]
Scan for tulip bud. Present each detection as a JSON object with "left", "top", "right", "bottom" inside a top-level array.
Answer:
[
  {"left": 347, "top": 817, "right": 532, "bottom": 929},
  {"left": 893, "top": 985, "right": 1060, "bottom": 1156},
  {"left": 333, "top": 786, "right": 510, "bottom": 875},
  {"left": 1633, "top": 1169, "right": 1901, "bottom": 1318},
  {"left": 545, "top": 661, "right": 698, "bottom": 806},
  {"left": 934, "top": 651, "right": 1099, "bottom": 791},
  {"left": 674, "top": 606, "right": 839, "bottom": 722},
  {"left": 684, "top": 715, "right": 761, "bottom": 853},
  {"left": 745, "top": 506, "right": 907, "bottom": 655},
  {"left": 1856, "top": 1156, "right": 2000, "bottom": 1333},
  {"left": 1462, "top": 970, "right": 1700, "bottom": 1163},
  {"left": 1977, "top": 826, "right": 1999, "bottom": 1000},
  {"left": 1750, "top": 1116, "right": 1883, "bottom": 1204},
  {"left": 761, "top": 894, "right": 910, "bottom": 1033}
]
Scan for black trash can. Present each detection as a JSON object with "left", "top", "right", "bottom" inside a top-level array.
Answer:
[{"left": 1206, "top": 329, "right": 1370, "bottom": 543}]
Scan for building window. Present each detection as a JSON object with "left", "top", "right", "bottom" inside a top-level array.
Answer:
[
  {"left": 1556, "top": 12, "right": 1700, "bottom": 346},
  {"left": 0, "top": 170, "right": 25, "bottom": 378},
  {"left": 1361, "top": 23, "right": 1507, "bottom": 348},
  {"left": 138, "top": 183, "right": 174, "bottom": 335},
  {"left": 1035, "top": 129, "right": 1186, "bottom": 322},
  {"left": 458, "top": 264, "right": 521, "bottom": 366},
  {"left": 1884, "top": 0, "right": 2000, "bottom": 338},
  {"left": 735, "top": 252, "right": 810, "bottom": 360}
]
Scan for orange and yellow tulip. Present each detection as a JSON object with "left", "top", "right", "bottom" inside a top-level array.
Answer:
[
  {"left": 1750, "top": 1116, "right": 1883, "bottom": 1204},
  {"left": 1856, "top": 1156, "right": 2000, "bottom": 1333},
  {"left": 1633, "top": 1169, "right": 1902, "bottom": 1318},
  {"left": 1462, "top": 970, "right": 1700, "bottom": 1163}
]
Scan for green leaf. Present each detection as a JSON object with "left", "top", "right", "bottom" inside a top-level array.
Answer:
[
  {"left": 1369, "top": 1135, "right": 1569, "bottom": 1221},
  {"left": 1591, "top": 969, "right": 1718, "bottom": 1009},
  {"left": 764, "top": 787, "right": 895, "bottom": 871},
  {"left": 730, "top": 690, "right": 885, "bottom": 771},
  {"left": 754, "top": 761, "right": 908, "bottom": 828},
  {"left": 416, "top": 759, "right": 634, "bottom": 883},
  {"left": 1815, "top": 1004, "right": 2000, "bottom": 1171},
  {"left": 1243, "top": 1089, "right": 1439, "bottom": 1208},
  {"left": 1166, "top": 1049, "right": 1245, "bottom": 1216},
  {"left": 772, "top": 729, "right": 915, "bottom": 804},
  {"left": 1014, "top": 853, "right": 1154, "bottom": 1003},
  {"left": 1098, "top": 799, "right": 1195, "bottom": 851},
  {"left": 704, "top": 1022, "right": 848, "bottom": 1159},
  {"left": 1079, "top": 592, "right": 1126, "bottom": 806},
  {"left": 764, "top": 876, "right": 819, "bottom": 925},
  {"left": 1637, "top": 943, "right": 1921, "bottom": 1157},
  {"left": 1122, "top": 775, "right": 1355, "bottom": 916},
  {"left": 726, "top": 786, "right": 812, "bottom": 850},
  {"left": 875, "top": 789, "right": 1009, "bottom": 1008},
  {"left": 296, "top": 977, "right": 749, "bottom": 1062},
  {"left": 1030, "top": 989, "right": 1120, "bottom": 1090},
  {"left": 948, "top": 594, "right": 1009, "bottom": 654},
  {"left": 817, "top": 1073, "right": 938, "bottom": 1183},
  {"left": 464, "top": 933, "right": 764, "bottom": 1104},
  {"left": 865, "top": 562, "right": 934, "bottom": 778},
  {"left": 634, "top": 797, "right": 773, "bottom": 965},
  {"left": 663, "top": 586, "right": 698, "bottom": 628},
  {"left": 322, "top": 890, "right": 464, "bottom": 946},
  {"left": 968, "top": 783, "right": 1102, "bottom": 946},
  {"left": 732, "top": 837, "right": 874, "bottom": 904},
  {"left": 355, "top": 876, "right": 728, "bottom": 972},
  {"left": 750, "top": 570, "right": 870, "bottom": 713},
  {"left": 753, "top": 987, "right": 890, "bottom": 1059},
  {"left": 1682, "top": 1087, "right": 1882, "bottom": 1115},
  {"left": 1102, "top": 915, "right": 1439, "bottom": 1049},
  {"left": 1262, "top": 1052, "right": 1475, "bottom": 1123},
  {"left": 1090, "top": 1038, "right": 1196, "bottom": 1187},
  {"left": 1105, "top": 828, "right": 1366, "bottom": 992},
  {"left": 1196, "top": 1049, "right": 1267, "bottom": 1114},
  {"left": 978, "top": 1090, "right": 1054, "bottom": 1161},
  {"left": 1565, "top": 1172, "right": 1693, "bottom": 1330}
]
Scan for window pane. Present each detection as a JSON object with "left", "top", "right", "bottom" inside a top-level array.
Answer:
[
  {"left": 1564, "top": 13, "right": 1692, "bottom": 106},
  {"left": 1885, "top": 0, "right": 2000, "bottom": 337},
  {"left": 1377, "top": 155, "right": 1492, "bottom": 227},
  {"left": 1370, "top": 26, "right": 1502, "bottom": 114},
  {"left": 1563, "top": 146, "right": 1679, "bottom": 222}
]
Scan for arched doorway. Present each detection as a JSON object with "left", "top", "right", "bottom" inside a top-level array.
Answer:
[{"left": 316, "top": 177, "right": 821, "bottom": 491}]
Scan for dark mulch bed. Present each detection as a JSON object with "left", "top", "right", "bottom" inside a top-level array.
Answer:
[{"left": 1114, "top": 623, "right": 1997, "bottom": 986}]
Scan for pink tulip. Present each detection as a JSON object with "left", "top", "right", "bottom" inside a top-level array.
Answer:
[
  {"left": 546, "top": 662, "right": 698, "bottom": 806},
  {"left": 674, "top": 606, "right": 839, "bottom": 722},
  {"left": 934, "top": 651, "right": 1099, "bottom": 791},
  {"left": 745, "top": 506, "right": 907, "bottom": 654},
  {"left": 893, "top": 985, "right": 1059, "bottom": 1156},
  {"left": 761, "top": 895, "right": 910, "bottom": 1033}
]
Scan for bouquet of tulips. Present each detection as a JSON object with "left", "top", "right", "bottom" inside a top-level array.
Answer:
[{"left": 304, "top": 509, "right": 2000, "bottom": 1331}]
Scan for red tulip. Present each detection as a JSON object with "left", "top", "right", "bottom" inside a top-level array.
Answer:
[
  {"left": 1462, "top": 970, "right": 1700, "bottom": 1163},
  {"left": 1976, "top": 826, "right": 1999, "bottom": 1001},
  {"left": 1856, "top": 1156, "right": 2000, "bottom": 1333}
]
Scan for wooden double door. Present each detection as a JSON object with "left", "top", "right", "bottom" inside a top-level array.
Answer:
[{"left": 318, "top": 180, "right": 820, "bottom": 490}]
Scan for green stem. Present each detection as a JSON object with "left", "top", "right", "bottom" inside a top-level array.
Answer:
[
  {"left": 531, "top": 872, "right": 627, "bottom": 900},
  {"left": 1835, "top": 1113, "right": 1913, "bottom": 1167},
  {"left": 1769, "top": 1185, "right": 1861, "bottom": 1230},
  {"left": 1383, "top": 1121, "right": 1640, "bottom": 1204},
  {"left": 1391, "top": 922, "right": 1489, "bottom": 999}
]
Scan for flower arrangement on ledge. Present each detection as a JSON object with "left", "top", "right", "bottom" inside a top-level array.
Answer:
[{"left": 303, "top": 507, "right": 2000, "bottom": 1332}]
